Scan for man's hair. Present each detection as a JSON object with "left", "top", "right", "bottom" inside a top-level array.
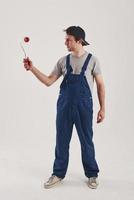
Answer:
[{"left": 64, "top": 26, "right": 85, "bottom": 46}]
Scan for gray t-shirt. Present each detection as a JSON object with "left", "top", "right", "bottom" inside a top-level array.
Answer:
[{"left": 50, "top": 51, "right": 102, "bottom": 94}]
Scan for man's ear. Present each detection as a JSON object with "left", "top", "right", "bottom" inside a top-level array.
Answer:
[{"left": 79, "top": 38, "right": 83, "bottom": 45}]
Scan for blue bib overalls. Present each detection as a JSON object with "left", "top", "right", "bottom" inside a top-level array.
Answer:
[{"left": 52, "top": 53, "right": 99, "bottom": 179}]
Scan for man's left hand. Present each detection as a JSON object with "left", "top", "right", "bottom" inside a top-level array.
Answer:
[{"left": 97, "top": 109, "right": 105, "bottom": 123}]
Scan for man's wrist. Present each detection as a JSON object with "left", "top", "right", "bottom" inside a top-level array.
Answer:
[
  {"left": 100, "top": 107, "right": 105, "bottom": 112},
  {"left": 29, "top": 65, "right": 34, "bottom": 71}
]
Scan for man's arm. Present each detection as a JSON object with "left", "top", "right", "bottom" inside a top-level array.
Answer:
[
  {"left": 30, "top": 66, "right": 60, "bottom": 86},
  {"left": 23, "top": 57, "right": 60, "bottom": 86},
  {"left": 94, "top": 74, "right": 105, "bottom": 123}
]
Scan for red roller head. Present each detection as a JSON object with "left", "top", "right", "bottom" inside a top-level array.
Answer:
[{"left": 24, "top": 37, "right": 30, "bottom": 43}]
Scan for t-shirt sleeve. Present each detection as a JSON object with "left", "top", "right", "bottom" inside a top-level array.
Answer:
[
  {"left": 49, "top": 57, "right": 64, "bottom": 77},
  {"left": 92, "top": 56, "right": 102, "bottom": 76}
]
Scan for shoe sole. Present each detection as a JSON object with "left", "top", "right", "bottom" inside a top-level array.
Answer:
[
  {"left": 88, "top": 185, "right": 97, "bottom": 189},
  {"left": 88, "top": 183, "right": 99, "bottom": 189}
]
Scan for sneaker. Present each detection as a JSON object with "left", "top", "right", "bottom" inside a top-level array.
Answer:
[
  {"left": 88, "top": 177, "right": 99, "bottom": 189},
  {"left": 44, "top": 175, "right": 62, "bottom": 189}
]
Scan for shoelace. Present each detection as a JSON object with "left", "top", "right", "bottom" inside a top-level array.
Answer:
[
  {"left": 48, "top": 175, "right": 56, "bottom": 183},
  {"left": 89, "top": 177, "right": 97, "bottom": 183}
]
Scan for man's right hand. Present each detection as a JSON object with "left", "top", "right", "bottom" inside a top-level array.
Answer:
[
  {"left": 22, "top": 58, "right": 60, "bottom": 86},
  {"left": 23, "top": 57, "right": 33, "bottom": 71}
]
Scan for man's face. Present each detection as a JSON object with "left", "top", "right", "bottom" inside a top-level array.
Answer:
[{"left": 65, "top": 34, "right": 81, "bottom": 51}]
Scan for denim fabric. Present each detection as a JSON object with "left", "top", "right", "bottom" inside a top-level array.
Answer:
[{"left": 52, "top": 53, "right": 99, "bottom": 179}]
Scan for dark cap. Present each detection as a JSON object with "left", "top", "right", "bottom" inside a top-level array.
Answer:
[{"left": 64, "top": 26, "right": 90, "bottom": 46}]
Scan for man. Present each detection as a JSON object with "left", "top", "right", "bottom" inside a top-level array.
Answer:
[{"left": 23, "top": 26, "right": 105, "bottom": 189}]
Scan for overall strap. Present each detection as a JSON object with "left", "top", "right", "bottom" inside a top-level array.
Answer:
[
  {"left": 59, "top": 54, "right": 71, "bottom": 89},
  {"left": 59, "top": 54, "right": 72, "bottom": 87},
  {"left": 81, "top": 53, "right": 92, "bottom": 75},
  {"left": 66, "top": 54, "right": 73, "bottom": 74}
]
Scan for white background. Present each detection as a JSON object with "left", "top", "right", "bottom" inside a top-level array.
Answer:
[{"left": 0, "top": 0, "right": 134, "bottom": 199}]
